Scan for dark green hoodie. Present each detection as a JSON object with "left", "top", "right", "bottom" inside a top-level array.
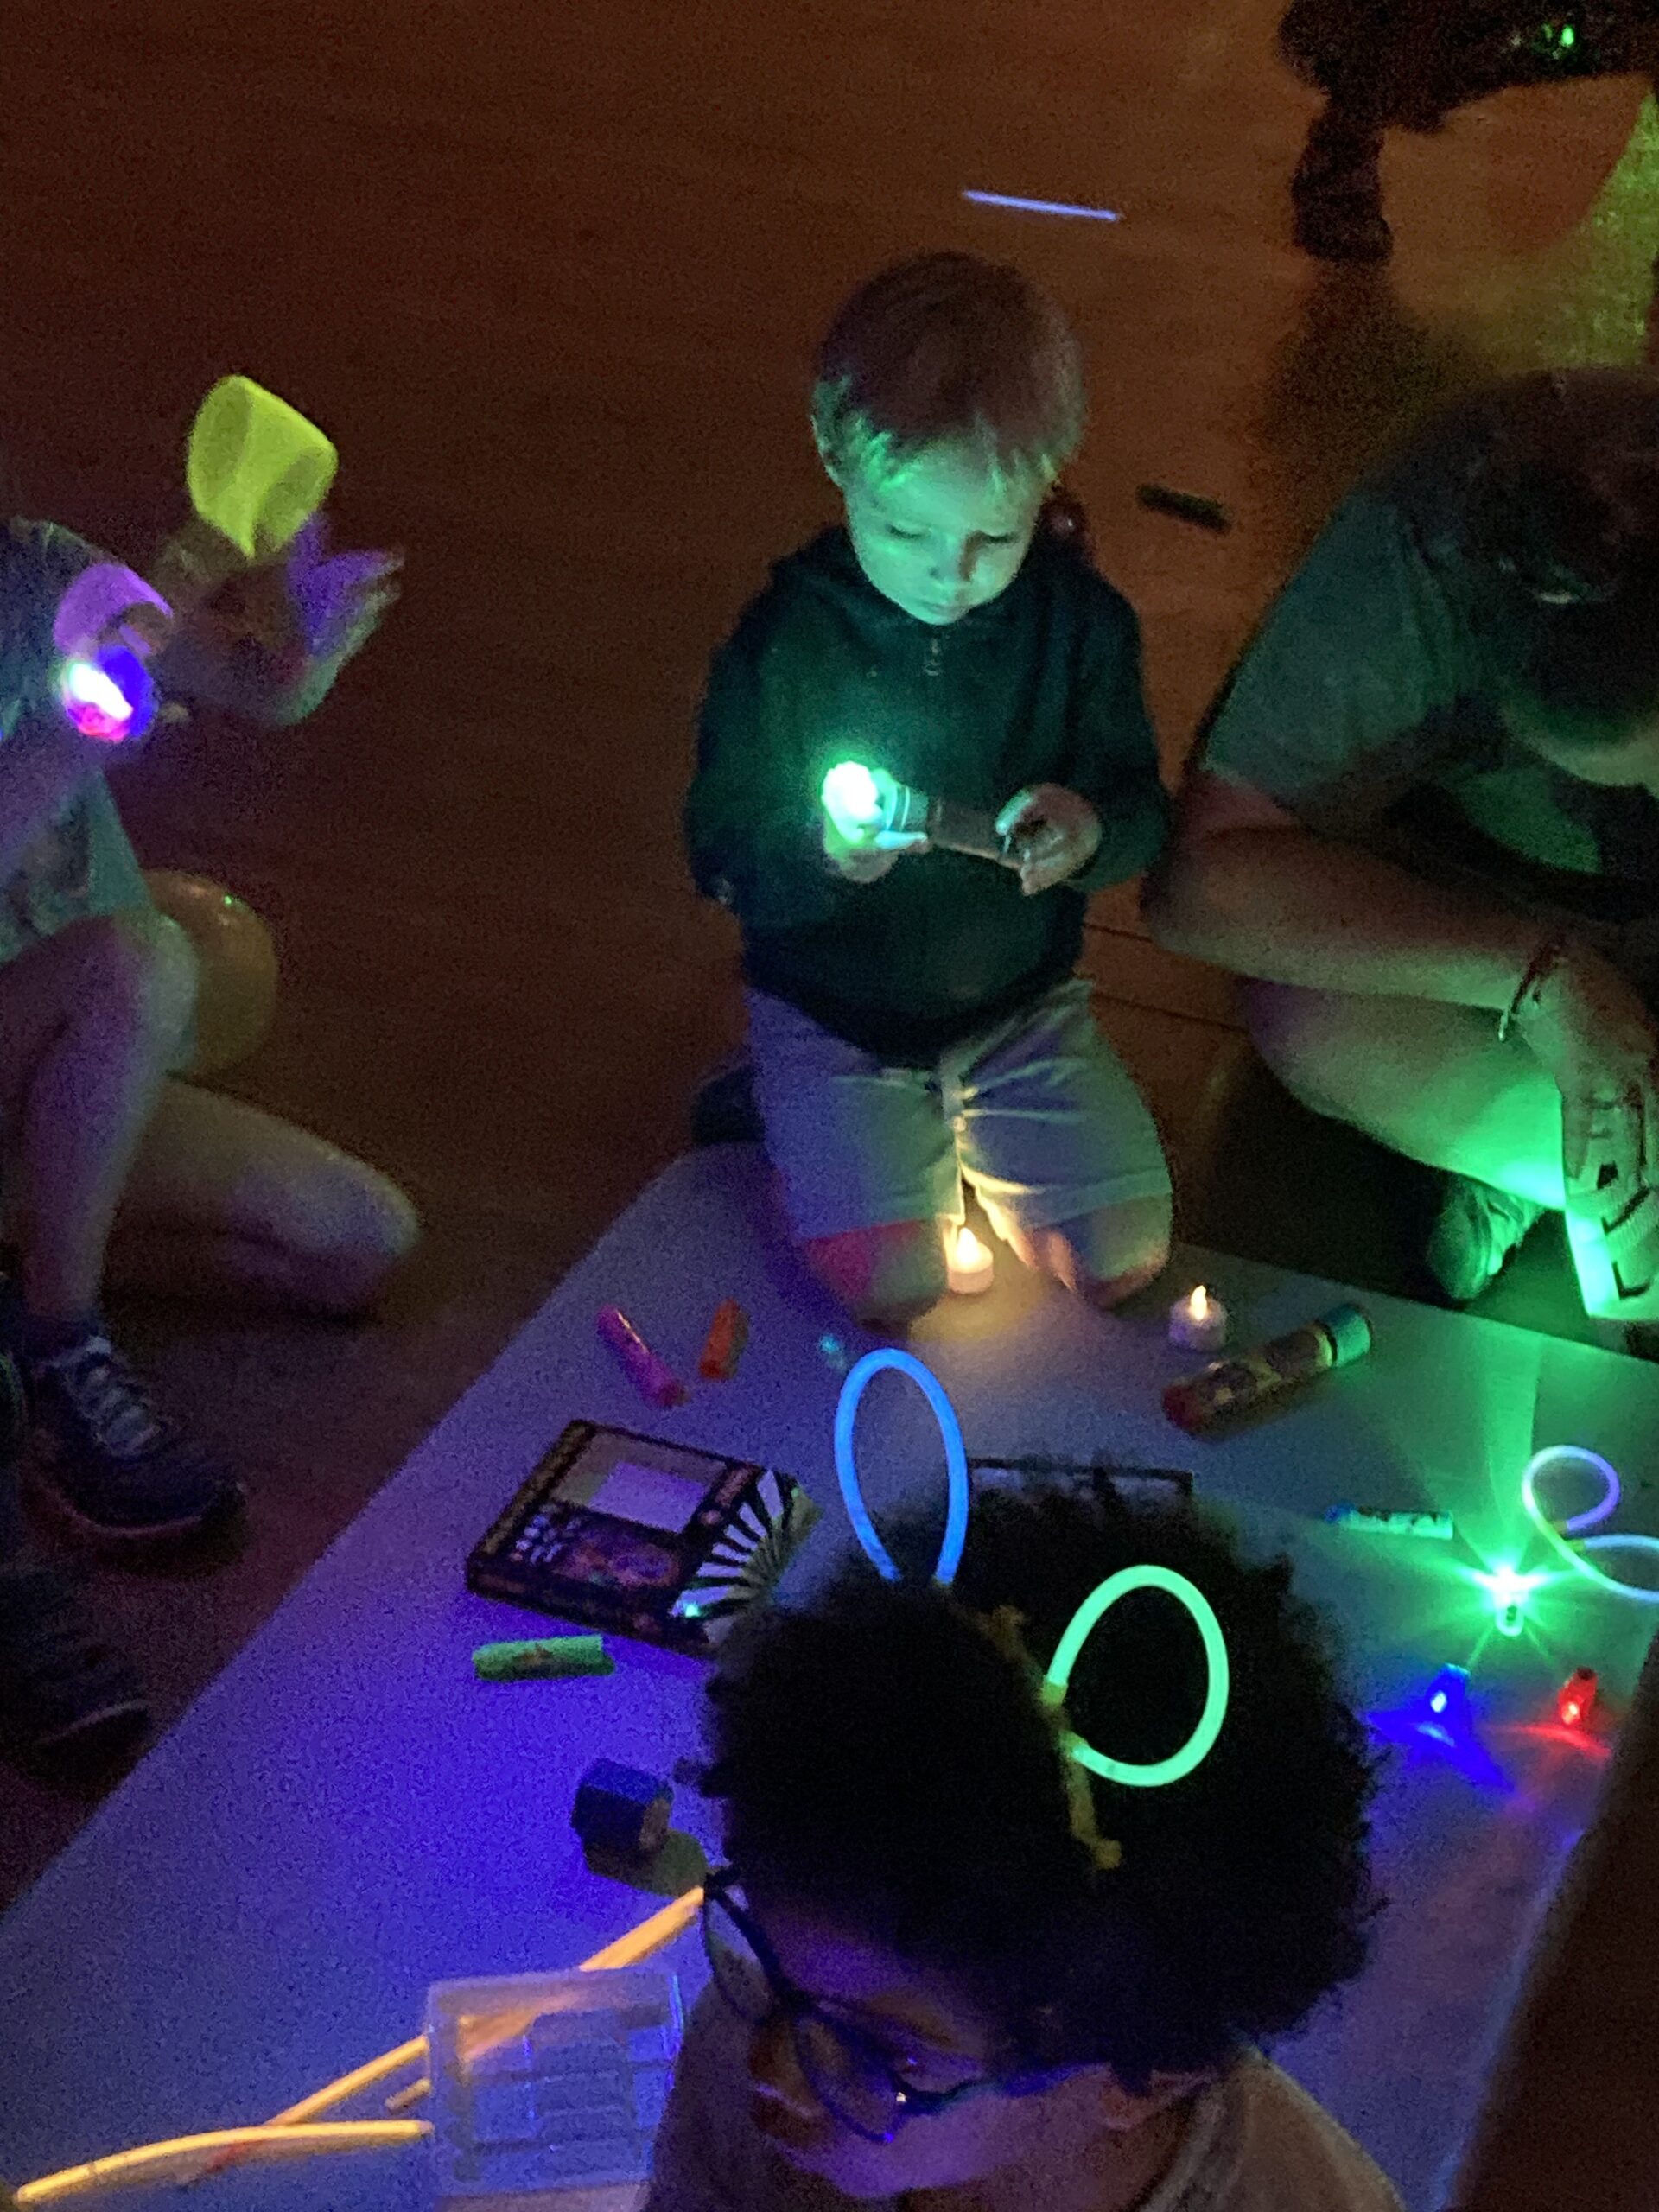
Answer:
[{"left": 686, "top": 523, "right": 1169, "bottom": 1064}]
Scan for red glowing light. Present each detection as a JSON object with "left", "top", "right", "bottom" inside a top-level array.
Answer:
[{"left": 1556, "top": 1669, "right": 1597, "bottom": 1730}]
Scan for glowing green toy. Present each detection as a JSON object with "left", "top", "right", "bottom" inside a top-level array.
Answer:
[
  {"left": 1042, "top": 1566, "right": 1230, "bottom": 1788},
  {"left": 188, "top": 375, "right": 338, "bottom": 560}
]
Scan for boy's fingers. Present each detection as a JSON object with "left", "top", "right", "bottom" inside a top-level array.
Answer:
[
  {"left": 873, "top": 830, "right": 928, "bottom": 852},
  {"left": 995, "top": 789, "right": 1039, "bottom": 838}
]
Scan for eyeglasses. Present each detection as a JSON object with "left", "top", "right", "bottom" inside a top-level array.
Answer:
[{"left": 701, "top": 1868, "right": 1065, "bottom": 2144}]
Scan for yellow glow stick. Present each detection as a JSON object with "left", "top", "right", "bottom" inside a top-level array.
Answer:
[
  {"left": 578, "top": 1885, "right": 703, "bottom": 1971},
  {"left": 264, "top": 2034, "right": 429, "bottom": 2128},
  {"left": 16, "top": 2122, "right": 429, "bottom": 2205}
]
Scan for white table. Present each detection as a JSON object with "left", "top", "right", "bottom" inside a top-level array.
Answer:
[{"left": 1, "top": 1147, "right": 1655, "bottom": 2212}]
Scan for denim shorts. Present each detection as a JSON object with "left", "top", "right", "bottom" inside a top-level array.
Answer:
[{"left": 746, "top": 976, "right": 1172, "bottom": 1241}]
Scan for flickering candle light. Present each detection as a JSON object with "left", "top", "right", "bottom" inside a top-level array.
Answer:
[
  {"left": 946, "top": 1224, "right": 995, "bottom": 1295},
  {"left": 1168, "top": 1283, "right": 1229, "bottom": 1352}
]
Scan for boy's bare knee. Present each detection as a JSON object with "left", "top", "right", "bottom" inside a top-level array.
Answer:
[
  {"left": 803, "top": 1220, "right": 947, "bottom": 1330},
  {"left": 1036, "top": 1195, "right": 1173, "bottom": 1309}
]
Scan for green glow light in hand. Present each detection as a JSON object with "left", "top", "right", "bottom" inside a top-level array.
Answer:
[{"left": 822, "top": 760, "right": 883, "bottom": 837}]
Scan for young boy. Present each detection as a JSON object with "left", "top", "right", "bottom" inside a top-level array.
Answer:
[
  {"left": 0, "top": 499, "right": 414, "bottom": 1768},
  {"left": 649, "top": 1483, "right": 1400, "bottom": 2212},
  {"left": 686, "top": 254, "right": 1173, "bottom": 1328}
]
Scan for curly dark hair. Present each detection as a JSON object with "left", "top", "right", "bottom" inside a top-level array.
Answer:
[{"left": 701, "top": 1483, "right": 1382, "bottom": 2093}]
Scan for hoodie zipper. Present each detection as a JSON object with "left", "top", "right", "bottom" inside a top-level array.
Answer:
[{"left": 923, "top": 632, "right": 943, "bottom": 680}]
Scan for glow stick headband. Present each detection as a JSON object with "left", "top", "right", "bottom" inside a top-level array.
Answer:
[{"left": 832, "top": 1349, "right": 1231, "bottom": 1806}]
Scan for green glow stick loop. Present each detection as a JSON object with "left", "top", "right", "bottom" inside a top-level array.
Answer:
[{"left": 1042, "top": 1566, "right": 1230, "bottom": 1789}]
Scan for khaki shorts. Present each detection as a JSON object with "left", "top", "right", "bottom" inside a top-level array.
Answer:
[{"left": 747, "top": 976, "right": 1172, "bottom": 1242}]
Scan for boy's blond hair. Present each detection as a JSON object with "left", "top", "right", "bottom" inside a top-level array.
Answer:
[{"left": 811, "top": 252, "right": 1085, "bottom": 494}]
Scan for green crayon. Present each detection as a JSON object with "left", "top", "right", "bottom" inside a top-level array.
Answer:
[{"left": 473, "top": 1636, "right": 614, "bottom": 1681}]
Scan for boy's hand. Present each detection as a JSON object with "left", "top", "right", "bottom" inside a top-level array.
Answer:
[
  {"left": 821, "top": 812, "right": 927, "bottom": 883},
  {"left": 996, "top": 784, "right": 1102, "bottom": 895},
  {"left": 821, "top": 764, "right": 928, "bottom": 883}
]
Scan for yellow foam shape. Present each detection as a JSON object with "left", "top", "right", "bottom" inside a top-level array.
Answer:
[{"left": 187, "top": 376, "right": 338, "bottom": 559}]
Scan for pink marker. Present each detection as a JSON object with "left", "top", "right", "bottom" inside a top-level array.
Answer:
[{"left": 596, "top": 1306, "right": 686, "bottom": 1409}]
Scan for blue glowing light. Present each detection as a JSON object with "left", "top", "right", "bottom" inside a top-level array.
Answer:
[
  {"left": 963, "top": 189, "right": 1122, "bottom": 223},
  {"left": 58, "top": 646, "right": 157, "bottom": 744},
  {"left": 1365, "top": 1664, "right": 1509, "bottom": 1791}
]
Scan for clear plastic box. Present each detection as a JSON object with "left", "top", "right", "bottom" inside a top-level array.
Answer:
[{"left": 425, "top": 1967, "right": 682, "bottom": 2211}]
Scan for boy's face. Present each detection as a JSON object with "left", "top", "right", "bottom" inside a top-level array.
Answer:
[
  {"left": 740, "top": 1895, "right": 1186, "bottom": 2201},
  {"left": 829, "top": 441, "right": 1048, "bottom": 627}
]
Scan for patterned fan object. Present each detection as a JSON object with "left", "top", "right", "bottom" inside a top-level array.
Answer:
[{"left": 672, "top": 1472, "right": 819, "bottom": 1638}]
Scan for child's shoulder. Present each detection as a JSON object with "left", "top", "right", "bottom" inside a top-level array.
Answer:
[
  {"left": 712, "top": 528, "right": 866, "bottom": 661},
  {"left": 1200, "top": 2054, "right": 1403, "bottom": 2211},
  {"left": 1026, "top": 515, "right": 1141, "bottom": 641}
]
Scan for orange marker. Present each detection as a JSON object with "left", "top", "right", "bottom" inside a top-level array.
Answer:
[{"left": 699, "top": 1298, "right": 748, "bottom": 1381}]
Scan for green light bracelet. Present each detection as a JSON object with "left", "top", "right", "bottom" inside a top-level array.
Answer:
[{"left": 1042, "top": 1566, "right": 1230, "bottom": 1788}]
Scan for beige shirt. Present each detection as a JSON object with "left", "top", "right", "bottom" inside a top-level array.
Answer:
[{"left": 646, "top": 1993, "right": 1403, "bottom": 2212}]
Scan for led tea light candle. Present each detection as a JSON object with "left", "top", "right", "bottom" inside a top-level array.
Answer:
[
  {"left": 1169, "top": 1283, "right": 1228, "bottom": 1353},
  {"left": 946, "top": 1224, "right": 995, "bottom": 1295}
]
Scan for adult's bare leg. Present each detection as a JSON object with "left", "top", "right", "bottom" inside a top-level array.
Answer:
[
  {"left": 109, "top": 1080, "right": 420, "bottom": 1316},
  {"left": 1243, "top": 978, "right": 1566, "bottom": 1209}
]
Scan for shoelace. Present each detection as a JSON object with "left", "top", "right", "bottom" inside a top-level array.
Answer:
[{"left": 37, "top": 1337, "right": 167, "bottom": 1461}]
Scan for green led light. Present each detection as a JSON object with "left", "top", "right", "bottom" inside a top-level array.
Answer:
[
  {"left": 1476, "top": 1562, "right": 1546, "bottom": 1638},
  {"left": 821, "top": 760, "right": 883, "bottom": 838},
  {"left": 1043, "top": 1566, "right": 1230, "bottom": 1788}
]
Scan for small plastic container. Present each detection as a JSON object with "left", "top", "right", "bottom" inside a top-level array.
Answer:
[
  {"left": 186, "top": 375, "right": 338, "bottom": 559},
  {"left": 426, "top": 1966, "right": 682, "bottom": 2210}
]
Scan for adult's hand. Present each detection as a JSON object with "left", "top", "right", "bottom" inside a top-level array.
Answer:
[{"left": 1515, "top": 941, "right": 1659, "bottom": 1184}]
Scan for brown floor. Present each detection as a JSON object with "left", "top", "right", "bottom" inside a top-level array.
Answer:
[{"left": 3, "top": 3, "right": 1659, "bottom": 2199}]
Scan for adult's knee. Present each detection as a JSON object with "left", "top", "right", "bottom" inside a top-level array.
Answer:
[
  {"left": 802, "top": 1219, "right": 947, "bottom": 1331},
  {"left": 1239, "top": 980, "right": 1356, "bottom": 1122},
  {"left": 69, "top": 912, "right": 198, "bottom": 1055},
  {"left": 287, "top": 1157, "right": 422, "bottom": 1315}
]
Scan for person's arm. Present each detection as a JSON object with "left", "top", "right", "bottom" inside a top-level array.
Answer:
[
  {"left": 684, "top": 622, "right": 860, "bottom": 932},
  {"left": 1145, "top": 768, "right": 1539, "bottom": 1010},
  {"left": 0, "top": 716, "right": 117, "bottom": 888},
  {"left": 0, "top": 522, "right": 137, "bottom": 884}
]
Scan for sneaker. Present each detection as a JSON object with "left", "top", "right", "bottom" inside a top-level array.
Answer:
[
  {"left": 1425, "top": 1176, "right": 1545, "bottom": 1304},
  {"left": 690, "top": 1052, "right": 762, "bottom": 1147},
  {"left": 0, "top": 1561, "right": 149, "bottom": 1762},
  {"left": 24, "top": 1334, "right": 245, "bottom": 1546}
]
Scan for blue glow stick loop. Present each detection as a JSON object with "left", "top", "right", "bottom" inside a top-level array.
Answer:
[
  {"left": 1042, "top": 1567, "right": 1230, "bottom": 1789},
  {"left": 1519, "top": 1446, "right": 1659, "bottom": 1604},
  {"left": 832, "top": 1350, "right": 971, "bottom": 1587}
]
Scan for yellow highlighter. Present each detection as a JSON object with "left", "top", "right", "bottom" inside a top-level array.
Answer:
[{"left": 187, "top": 376, "right": 338, "bottom": 560}]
